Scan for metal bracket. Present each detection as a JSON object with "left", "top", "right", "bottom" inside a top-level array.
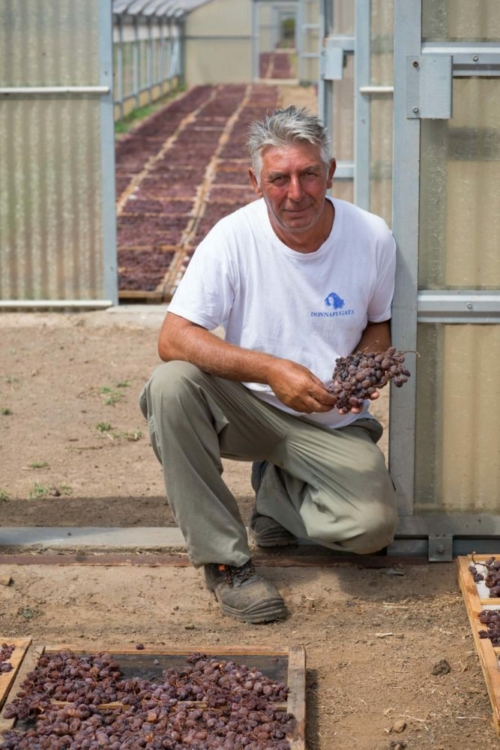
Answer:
[
  {"left": 406, "top": 54, "right": 453, "bottom": 119},
  {"left": 320, "top": 36, "right": 355, "bottom": 81},
  {"left": 428, "top": 534, "right": 453, "bottom": 562}
]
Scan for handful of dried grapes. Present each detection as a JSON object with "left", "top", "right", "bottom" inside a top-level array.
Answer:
[{"left": 329, "top": 347, "right": 414, "bottom": 413}]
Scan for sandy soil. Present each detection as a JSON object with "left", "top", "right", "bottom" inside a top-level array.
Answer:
[{"left": 0, "top": 309, "right": 496, "bottom": 750}]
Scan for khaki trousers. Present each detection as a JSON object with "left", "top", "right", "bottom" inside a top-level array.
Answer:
[{"left": 139, "top": 361, "right": 398, "bottom": 568}]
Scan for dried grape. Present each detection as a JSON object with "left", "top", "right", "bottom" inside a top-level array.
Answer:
[
  {"left": 1, "top": 650, "right": 294, "bottom": 749},
  {"left": 469, "top": 553, "right": 500, "bottom": 597},
  {"left": 329, "top": 347, "right": 414, "bottom": 413},
  {"left": 0, "top": 643, "right": 15, "bottom": 674}
]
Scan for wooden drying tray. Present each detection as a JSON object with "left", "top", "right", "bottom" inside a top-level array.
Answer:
[
  {"left": 0, "top": 643, "right": 306, "bottom": 749},
  {"left": 457, "top": 555, "right": 500, "bottom": 734},
  {"left": 0, "top": 638, "right": 32, "bottom": 711}
]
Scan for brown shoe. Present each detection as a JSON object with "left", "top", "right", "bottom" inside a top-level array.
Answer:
[
  {"left": 204, "top": 559, "right": 287, "bottom": 624},
  {"left": 250, "top": 508, "right": 297, "bottom": 547}
]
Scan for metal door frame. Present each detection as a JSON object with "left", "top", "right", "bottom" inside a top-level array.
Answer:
[{"left": 390, "top": 0, "right": 500, "bottom": 558}]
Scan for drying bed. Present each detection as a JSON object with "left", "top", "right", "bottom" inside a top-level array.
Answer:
[
  {"left": 0, "top": 644, "right": 305, "bottom": 749},
  {"left": 115, "top": 84, "right": 279, "bottom": 301},
  {"left": 457, "top": 555, "right": 500, "bottom": 734}
]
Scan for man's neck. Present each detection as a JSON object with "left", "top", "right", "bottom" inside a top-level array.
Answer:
[{"left": 268, "top": 199, "right": 335, "bottom": 254}]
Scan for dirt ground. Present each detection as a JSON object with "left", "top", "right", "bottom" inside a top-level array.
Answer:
[
  {"left": 0, "top": 309, "right": 497, "bottom": 750},
  {"left": 0, "top": 86, "right": 498, "bottom": 749}
]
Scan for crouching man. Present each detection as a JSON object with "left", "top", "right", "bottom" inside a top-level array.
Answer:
[{"left": 140, "top": 106, "right": 398, "bottom": 624}]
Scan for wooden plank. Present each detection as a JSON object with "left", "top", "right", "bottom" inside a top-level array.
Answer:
[
  {"left": 0, "top": 640, "right": 40, "bottom": 733},
  {"left": 44, "top": 644, "right": 290, "bottom": 657},
  {"left": 0, "top": 638, "right": 32, "bottom": 712},
  {"left": 119, "top": 290, "right": 164, "bottom": 302},
  {"left": 287, "top": 645, "right": 306, "bottom": 750},
  {"left": 457, "top": 555, "right": 500, "bottom": 734}
]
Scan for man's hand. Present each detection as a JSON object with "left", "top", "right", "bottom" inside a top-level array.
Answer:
[{"left": 267, "top": 360, "right": 337, "bottom": 414}]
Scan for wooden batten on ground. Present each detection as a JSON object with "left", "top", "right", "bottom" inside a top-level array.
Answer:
[
  {"left": 0, "top": 637, "right": 32, "bottom": 714},
  {"left": 0, "top": 642, "right": 306, "bottom": 749},
  {"left": 457, "top": 555, "right": 500, "bottom": 734}
]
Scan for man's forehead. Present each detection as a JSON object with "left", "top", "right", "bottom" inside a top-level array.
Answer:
[{"left": 260, "top": 142, "right": 324, "bottom": 170}]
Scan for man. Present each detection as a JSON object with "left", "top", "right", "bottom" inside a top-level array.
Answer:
[{"left": 139, "top": 106, "right": 397, "bottom": 625}]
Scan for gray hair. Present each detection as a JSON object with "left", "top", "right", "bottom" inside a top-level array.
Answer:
[{"left": 247, "top": 106, "right": 331, "bottom": 182}]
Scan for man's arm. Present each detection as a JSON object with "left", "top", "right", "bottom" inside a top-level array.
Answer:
[
  {"left": 158, "top": 312, "right": 337, "bottom": 414},
  {"left": 354, "top": 320, "right": 391, "bottom": 355}
]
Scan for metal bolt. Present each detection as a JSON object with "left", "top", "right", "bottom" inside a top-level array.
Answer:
[
  {"left": 437, "top": 545, "right": 444, "bottom": 554},
  {"left": 413, "top": 60, "right": 419, "bottom": 68},
  {"left": 412, "top": 107, "right": 419, "bottom": 114},
  {"left": 472, "top": 55, "right": 479, "bottom": 62},
  {"left": 467, "top": 303, "right": 473, "bottom": 310}
]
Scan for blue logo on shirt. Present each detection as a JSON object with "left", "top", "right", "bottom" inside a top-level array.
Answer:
[{"left": 324, "top": 292, "right": 345, "bottom": 310}]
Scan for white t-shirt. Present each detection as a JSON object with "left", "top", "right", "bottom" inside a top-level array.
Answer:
[{"left": 168, "top": 197, "right": 396, "bottom": 429}]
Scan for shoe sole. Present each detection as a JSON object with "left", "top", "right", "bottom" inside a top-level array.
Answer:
[{"left": 212, "top": 591, "right": 288, "bottom": 624}]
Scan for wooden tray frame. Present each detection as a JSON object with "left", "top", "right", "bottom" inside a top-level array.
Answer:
[
  {"left": 0, "top": 643, "right": 306, "bottom": 749},
  {"left": 457, "top": 555, "right": 500, "bottom": 734},
  {"left": 0, "top": 638, "right": 32, "bottom": 712}
]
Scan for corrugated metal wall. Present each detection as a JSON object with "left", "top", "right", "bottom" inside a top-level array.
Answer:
[{"left": 0, "top": 0, "right": 117, "bottom": 305}]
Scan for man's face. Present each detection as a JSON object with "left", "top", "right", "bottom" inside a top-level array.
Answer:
[{"left": 249, "top": 142, "right": 336, "bottom": 235}]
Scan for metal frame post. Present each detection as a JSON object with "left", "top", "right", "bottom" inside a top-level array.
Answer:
[
  {"left": 252, "top": 0, "right": 260, "bottom": 81},
  {"left": 133, "top": 16, "right": 140, "bottom": 108},
  {"left": 354, "top": 0, "right": 370, "bottom": 210},
  {"left": 117, "top": 14, "right": 124, "bottom": 120},
  {"left": 147, "top": 16, "right": 153, "bottom": 103},
  {"left": 98, "top": 0, "right": 118, "bottom": 306},
  {"left": 389, "top": 0, "right": 421, "bottom": 516}
]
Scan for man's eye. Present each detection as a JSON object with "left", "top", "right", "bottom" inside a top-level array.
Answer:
[{"left": 272, "top": 176, "right": 287, "bottom": 185}]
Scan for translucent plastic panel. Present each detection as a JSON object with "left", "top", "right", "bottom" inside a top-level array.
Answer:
[
  {"left": 370, "top": 98, "right": 393, "bottom": 227},
  {"left": 332, "top": 0, "right": 354, "bottom": 35},
  {"left": 423, "top": 0, "right": 500, "bottom": 42},
  {"left": 370, "top": 0, "right": 394, "bottom": 86},
  {"left": 123, "top": 43, "right": 135, "bottom": 97},
  {"left": 332, "top": 181, "right": 353, "bottom": 204},
  {"left": 415, "top": 324, "right": 500, "bottom": 513},
  {"left": 0, "top": 0, "right": 100, "bottom": 87},
  {"left": 185, "top": 40, "right": 253, "bottom": 86},
  {"left": 0, "top": 98, "right": 103, "bottom": 300},
  {"left": 419, "top": 78, "right": 500, "bottom": 290},
  {"left": 331, "top": 54, "right": 354, "bottom": 162}
]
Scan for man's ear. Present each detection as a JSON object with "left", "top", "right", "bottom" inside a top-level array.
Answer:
[
  {"left": 326, "top": 158, "right": 336, "bottom": 189},
  {"left": 249, "top": 168, "right": 263, "bottom": 198}
]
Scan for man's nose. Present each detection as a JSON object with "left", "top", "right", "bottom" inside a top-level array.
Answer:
[{"left": 287, "top": 175, "right": 303, "bottom": 201}]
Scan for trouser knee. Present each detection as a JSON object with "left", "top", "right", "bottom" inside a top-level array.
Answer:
[{"left": 346, "top": 504, "right": 398, "bottom": 554}]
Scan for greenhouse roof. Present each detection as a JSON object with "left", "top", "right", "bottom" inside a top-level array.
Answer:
[{"left": 113, "top": 0, "right": 213, "bottom": 19}]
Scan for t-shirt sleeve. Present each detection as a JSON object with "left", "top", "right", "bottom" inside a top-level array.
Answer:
[
  {"left": 167, "top": 221, "right": 236, "bottom": 330},
  {"left": 367, "top": 227, "right": 397, "bottom": 323}
]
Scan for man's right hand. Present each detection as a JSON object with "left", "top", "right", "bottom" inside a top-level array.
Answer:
[{"left": 266, "top": 359, "right": 337, "bottom": 414}]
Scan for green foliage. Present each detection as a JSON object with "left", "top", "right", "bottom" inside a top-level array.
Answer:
[
  {"left": 96, "top": 422, "right": 113, "bottom": 432},
  {"left": 29, "top": 483, "right": 51, "bottom": 499},
  {"left": 112, "top": 430, "right": 143, "bottom": 442},
  {"left": 28, "top": 461, "right": 49, "bottom": 469},
  {"left": 100, "top": 386, "right": 125, "bottom": 406},
  {"left": 0, "top": 489, "right": 9, "bottom": 502},
  {"left": 0, "top": 408, "right": 12, "bottom": 415},
  {"left": 114, "top": 85, "right": 186, "bottom": 137},
  {"left": 116, "top": 381, "right": 131, "bottom": 388}
]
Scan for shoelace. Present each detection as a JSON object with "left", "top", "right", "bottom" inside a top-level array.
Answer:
[{"left": 219, "top": 560, "right": 256, "bottom": 587}]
